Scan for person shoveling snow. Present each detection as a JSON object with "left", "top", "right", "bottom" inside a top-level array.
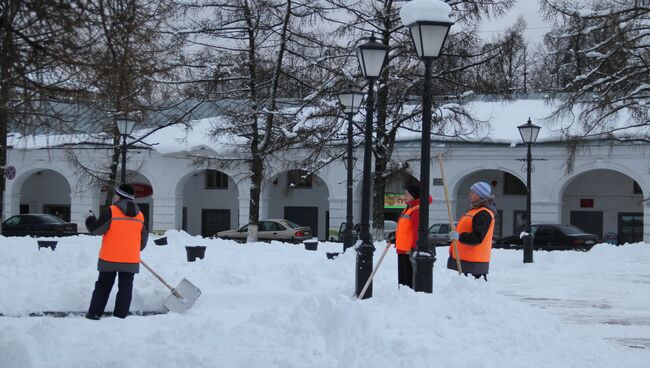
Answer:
[{"left": 84, "top": 184, "right": 149, "bottom": 320}]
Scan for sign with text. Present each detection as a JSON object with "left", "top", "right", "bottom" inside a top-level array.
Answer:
[
  {"left": 101, "top": 183, "right": 153, "bottom": 198},
  {"left": 384, "top": 193, "right": 407, "bottom": 208},
  {"left": 580, "top": 198, "right": 594, "bottom": 208}
]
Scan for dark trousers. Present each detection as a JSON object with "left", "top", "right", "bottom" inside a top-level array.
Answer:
[
  {"left": 464, "top": 273, "right": 488, "bottom": 281},
  {"left": 397, "top": 253, "right": 413, "bottom": 288},
  {"left": 88, "top": 271, "right": 135, "bottom": 318}
]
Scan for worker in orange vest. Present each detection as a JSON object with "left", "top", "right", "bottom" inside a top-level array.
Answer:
[
  {"left": 395, "top": 184, "right": 427, "bottom": 289},
  {"left": 85, "top": 184, "right": 148, "bottom": 320},
  {"left": 448, "top": 181, "right": 496, "bottom": 280}
]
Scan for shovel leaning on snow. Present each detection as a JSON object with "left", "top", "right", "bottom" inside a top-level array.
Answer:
[{"left": 140, "top": 260, "right": 201, "bottom": 313}]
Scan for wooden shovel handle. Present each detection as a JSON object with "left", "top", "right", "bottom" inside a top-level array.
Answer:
[
  {"left": 141, "top": 260, "right": 176, "bottom": 293},
  {"left": 358, "top": 242, "right": 392, "bottom": 300},
  {"left": 436, "top": 155, "right": 463, "bottom": 275}
]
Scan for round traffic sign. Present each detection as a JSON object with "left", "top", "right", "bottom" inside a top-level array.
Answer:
[{"left": 5, "top": 165, "right": 16, "bottom": 180}]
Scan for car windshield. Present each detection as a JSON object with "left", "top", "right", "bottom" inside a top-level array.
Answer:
[
  {"left": 282, "top": 220, "right": 303, "bottom": 229},
  {"left": 557, "top": 225, "right": 587, "bottom": 235},
  {"left": 39, "top": 215, "right": 65, "bottom": 224}
]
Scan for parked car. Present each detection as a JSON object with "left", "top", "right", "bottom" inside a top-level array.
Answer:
[
  {"left": 1, "top": 214, "right": 78, "bottom": 237},
  {"left": 428, "top": 222, "right": 458, "bottom": 247},
  {"left": 337, "top": 220, "right": 397, "bottom": 242},
  {"left": 216, "top": 219, "right": 312, "bottom": 243},
  {"left": 493, "top": 224, "right": 600, "bottom": 251}
]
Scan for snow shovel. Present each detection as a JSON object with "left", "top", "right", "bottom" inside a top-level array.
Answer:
[
  {"left": 140, "top": 260, "right": 201, "bottom": 313},
  {"left": 436, "top": 155, "right": 463, "bottom": 275},
  {"left": 358, "top": 241, "right": 392, "bottom": 300}
]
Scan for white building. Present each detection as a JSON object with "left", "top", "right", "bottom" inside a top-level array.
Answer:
[{"left": 5, "top": 96, "right": 649, "bottom": 244}]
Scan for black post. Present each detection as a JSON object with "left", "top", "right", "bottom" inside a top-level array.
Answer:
[
  {"left": 523, "top": 142, "right": 534, "bottom": 263},
  {"left": 121, "top": 133, "right": 127, "bottom": 184},
  {"left": 355, "top": 79, "right": 376, "bottom": 299},
  {"left": 343, "top": 112, "right": 355, "bottom": 252},
  {"left": 411, "top": 59, "right": 435, "bottom": 293}
]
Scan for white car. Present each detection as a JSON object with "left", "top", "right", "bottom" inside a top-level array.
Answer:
[{"left": 217, "top": 219, "right": 312, "bottom": 243}]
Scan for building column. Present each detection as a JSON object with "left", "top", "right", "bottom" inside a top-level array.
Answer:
[
  {"left": 234, "top": 179, "right": 251, "bottom": 227},
  {"left": 70, "top": 192, "right": 100, "bottom": 232},
  {"left": 643, "top": 201, "right": 650, "bottom": 243},
  {"left": 429, "top": 197, "right": 450, "bottom": 225},
  {"left": 3, "top": 193, "right": 20, "bottom": 221},
  {"left": 533, "top": 201, "right": 562, "bottom": 224},
  {"left": 328, "top": 196, "right": 347, "bottom": 234},
  {"left": 260, "top": 191, "right": 270, "bottom": 220},
  {"left": 151, "top": 196, "right": 176, "bottom": 234},
  {"left": 238, "top": 196, "right": 250, "bottom": 226},
  {"left": 175, "top": 196, "right": 184, "bottom": 231}
]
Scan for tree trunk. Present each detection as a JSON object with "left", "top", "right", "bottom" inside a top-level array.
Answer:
[
  {"left": 248, "top": 154, "right": 263, "bottom": 242},
  {"left": 103, "top": 138, "right": 121, "bottom": 207},
  {"left": 0, "top": 2, "right": 15, "bottom": 226}
]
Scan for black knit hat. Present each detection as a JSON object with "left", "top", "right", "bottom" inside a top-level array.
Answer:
[
  {"left": 115, "top": 184, "right": 135, "bottom": 200},
  {"left": 406, "top": 184, "right": 420, "bottom": 199}
]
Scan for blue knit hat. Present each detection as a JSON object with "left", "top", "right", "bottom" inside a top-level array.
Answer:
[{"left": 470, "top": 182, "right": 491, "bottom": 199}]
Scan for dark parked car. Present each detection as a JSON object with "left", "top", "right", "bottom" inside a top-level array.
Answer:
[
  {"left": 1, "top": 214, "right": 78, "bottom": 237},
  {"left": 337, "top": 220, "right": 397, "bottom": 242},
  {"left": 494, "top": 224, "right": 600, "bottom": 251}
]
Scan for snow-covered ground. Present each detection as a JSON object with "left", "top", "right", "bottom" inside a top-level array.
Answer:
[{"left": 1, "top": 231, "right": 648, "bottom": 368}]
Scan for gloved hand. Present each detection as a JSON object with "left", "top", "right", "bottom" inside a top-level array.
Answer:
[
  {"left": 84, "top": 210, "right": 95, "bottom": 220},
  {"left": 449, "top": 231, "right": 459, "bottom": 241},
  {"left": 388, "top": 232, "right": 396, "bottom": 243}
]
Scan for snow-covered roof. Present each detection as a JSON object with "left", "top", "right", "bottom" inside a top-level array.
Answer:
[{"left": 7, "top": 95, "right": 643, "bottom": 154}]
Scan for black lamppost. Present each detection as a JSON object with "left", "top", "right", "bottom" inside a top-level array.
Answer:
[
  {"left": 116, "top": 114, "right": 137, "bottom": 184},
  {"left": 401, "top": 0, "right": 453, "bottom": 293},
  {"left": 517, "top": 117, "right": 541, "bottom": 263},
  {"left": 354, "top": 35, "right": 389, "bottom": 299},
  {"left": 337, "top": 88, "right": 365, "bottom": 252}
]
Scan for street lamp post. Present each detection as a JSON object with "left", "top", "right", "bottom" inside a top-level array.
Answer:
[
  {"left": 517, "top": 117, "right": 541, "bottom": 263},
  {"left": 354, "top": 35, "right": 389, "bottom": 299},
  {"left": 401, "top": 0, "right": 453, "bottom": 293},
  {"left": 337, "top": 88, "right": 365, "bottom": 252},
  {"left": 115, "top": 114, "right": 137, "bottom": 184}
]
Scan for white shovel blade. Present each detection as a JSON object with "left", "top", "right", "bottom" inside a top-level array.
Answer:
[{"left": 163, "top": 278, "right": 201, "bottom": 313}]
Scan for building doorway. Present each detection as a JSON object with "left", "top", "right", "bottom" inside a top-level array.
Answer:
[
  {"left": 201, "top": 209, "right": 231, "bottom": 237},
  {"left": 618, "top": 212, "right": 643, "bottom": 244},
  {"left": 284, "top": 206, "right": 318, "bottom": 238},
  {"left": 570, "top": 211, "right": 604, "bottom": 238}
]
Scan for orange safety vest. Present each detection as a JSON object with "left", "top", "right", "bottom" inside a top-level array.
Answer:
[
  {"left": 99, "top": 205, "right": 144, "bottom": 264},
  {"left": 449, "top": 207, "right": 494, "bottom": 263},
  {"left": 395, "top": 204, "right": 419, "bottom": 253}
]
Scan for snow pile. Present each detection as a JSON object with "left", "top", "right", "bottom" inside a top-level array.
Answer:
[{"left": 0, "top": 234, "right": 648, "bottom": 367}]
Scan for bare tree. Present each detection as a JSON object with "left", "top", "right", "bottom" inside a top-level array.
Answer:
[
  {"left": 323, "top": 0, "right": 516, "bottom": 237},
  {"left": 183, "top": 0, "right": 341, "bottom": 241},
  {"left": 62, "top": 0, "right": 192, "bottom": 203},
  {"left": 0, "top": 0, "right": 90, "bottom": 223},
  {"left": 540, "top": 0, "right": 649, "bottom": 161},
  {"left": 473, "top": 18, "right": 528, "bottom": 94}
]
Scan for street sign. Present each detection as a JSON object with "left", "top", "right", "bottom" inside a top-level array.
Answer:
[{"left": 5, "top": 165, "right": 16, "bottom": 180}]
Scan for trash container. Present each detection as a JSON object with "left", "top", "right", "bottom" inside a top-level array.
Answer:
[
  {"left": 37, "top": 240, "right": 58, "bottom": 251},
  {"left": 185, "top": 246, "right": 207, "bottom": 262},
  {"left": 326, "top": 252, "right": 339, "bottom": 260},
  {"left": 303, "top": 239, "right": 318, "bottom": 251}
]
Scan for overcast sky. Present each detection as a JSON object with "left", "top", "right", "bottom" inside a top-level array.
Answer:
[{"left": 477, "top": 0, "right": 553, "bottom": 45}]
